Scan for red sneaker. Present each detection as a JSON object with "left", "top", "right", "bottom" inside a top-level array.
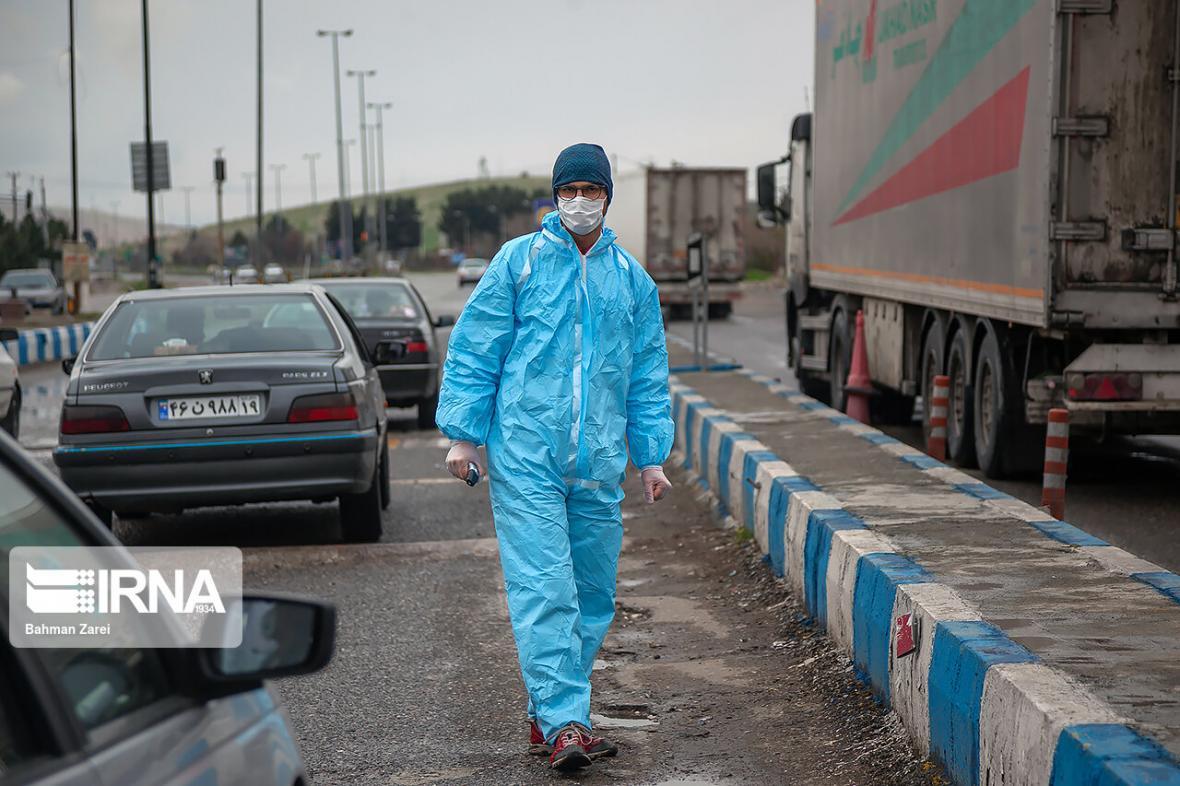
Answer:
[
  {"left": 528, "top": 719, "right": 551, "bottom": 756},
  {"left": 549, "top": 724, "right": 592, "bottom": 771},
  {"left": 579, "top": 728, "right": 619, "bottom": 759}
]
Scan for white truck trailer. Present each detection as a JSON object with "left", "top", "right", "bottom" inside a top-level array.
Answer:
[
  {"left": 758, "top": 0, "right": 1180, "bottom": 477},
  {"left": 611, "top": 167, "right": 747, "bottom": 318}
]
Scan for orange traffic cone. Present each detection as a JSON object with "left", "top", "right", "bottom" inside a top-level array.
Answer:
[{"left": 845, "top": 309, "right": 873, "bottom": 423}]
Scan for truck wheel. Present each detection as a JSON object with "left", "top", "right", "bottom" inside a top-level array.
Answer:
[
  {"left": 828, "top": 310, "right": 852, "bottom": 412},
  {"left": 417, "top": 392, "right": 439, "bottom": 431},
  {"left": 339, "top": 452, "right": 384, "bottom": 543},
  {"left": 972, "top": 327, "right": 1038, "bottom": 478},
  {"left": 946, "top": 329, "right": 977, "bottom": 467},
  {"left": 920, "top": 327, "right": 945, "bottom": 447},
  {"left": 707, "top": 302, "right": 732, "bottom": 320}
]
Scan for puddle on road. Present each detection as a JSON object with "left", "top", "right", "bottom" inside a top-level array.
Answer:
[{"left": 590, "top": 712, "right": 658, "bottom": 729}]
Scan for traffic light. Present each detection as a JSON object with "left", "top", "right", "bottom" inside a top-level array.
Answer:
[{"left": 214, "top": 156, "right": 226, "bottom": 183}]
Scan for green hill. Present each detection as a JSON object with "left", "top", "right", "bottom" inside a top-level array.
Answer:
[{"left": 202, "top": 174, "right": 550, "bottom": 255}]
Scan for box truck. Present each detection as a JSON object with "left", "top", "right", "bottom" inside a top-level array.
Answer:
[
  {"left": 611, "top": 167, "right": 747, "bottom": 318},
  {"left": 757, "top": 0, "right": 1180, "bottom": 477}
]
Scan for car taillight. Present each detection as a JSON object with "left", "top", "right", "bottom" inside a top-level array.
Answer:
[
  {"left": 405, "top": 341, "right": 429, "bottom": 354},
  {"left": 61, "top": 405, "right": 130, "bottom": 435},
  {"left": 1065, "top": 372, "right": 1143, "bottom": 401},
  {"left": 287, "top": 392, "right": 358, "bottom": 423}
]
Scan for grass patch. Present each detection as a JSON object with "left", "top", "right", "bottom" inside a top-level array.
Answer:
[
  {"left": 745, "top": 268, "right": 774, "bottom": 282},
  {"left": 734, "top": 527, "right": 754, "bottom": 543}
]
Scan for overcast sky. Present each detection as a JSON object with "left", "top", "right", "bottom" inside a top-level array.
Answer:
[{"left": 0, "top": 0, "right": 813, "bottom": 227}]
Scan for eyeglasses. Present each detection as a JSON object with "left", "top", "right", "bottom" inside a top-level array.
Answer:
[{"left": 556, "top": 184, "right": 607, "bottom": 201}]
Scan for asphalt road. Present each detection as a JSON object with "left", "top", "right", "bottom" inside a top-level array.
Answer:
[
  {"left": 667, "top": 285, "right": 1180, "bottom": 573},
  {"left": 14, "top": 271, "right": 944, "bottom": 785}
]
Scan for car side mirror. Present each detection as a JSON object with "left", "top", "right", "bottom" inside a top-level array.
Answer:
[
  {"left": 62, "top": 357, "right": 75, "bottom": 375},
  {"left": 201, "top": 594, "right": 336, "bottom": 684},
  {"left": 433, "top": 314, "right": 456, "bottom": 328}
]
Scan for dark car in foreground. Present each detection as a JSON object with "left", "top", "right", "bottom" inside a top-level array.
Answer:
[
  {"left": 53, "top": 284, "right": 390, "bottom": 541},
  {"left": 310, "top": 277, "right": 454, "bottom": 429},
  {"left": 0, "top": 428, "right": 336, "bottom": 785}
]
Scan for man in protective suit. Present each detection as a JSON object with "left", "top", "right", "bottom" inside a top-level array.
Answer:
[{"left": 437, "top": 142, "right": 674, "bottom": 772}]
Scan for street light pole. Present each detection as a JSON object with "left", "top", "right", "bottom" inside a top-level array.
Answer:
[
  {"left": 180, "top": 186, "right": 194, "bottom": 229},
  {"left": 317, "top": 29, "right": 353, "bottom": 261},
  {"left": 346, "top": 68, "right": 376, "bottom": 249},
  {"left": 302, "top": 152, "right": 321, "bottom": 204},
  {"left": 367, "top": 101, "right": 392, "bottom": 252},
  {"left": 140, "top": 0, "right": 159, "bottom": 288},
  {"left": 255, "top": 0, "right": 264, "bottom": 265},
  {"left": 243, "top": 171, "right": 254, "bottom": 222},
  {"left": 68, "top": 0, "right": 79, "bottom": 242},
  {"left": 270, "top": 163, "right": 286, "bottom": 216}
]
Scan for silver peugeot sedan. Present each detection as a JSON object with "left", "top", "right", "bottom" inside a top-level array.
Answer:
[{"left": 52, "top": 285, "right": 390, "bottom": 542}]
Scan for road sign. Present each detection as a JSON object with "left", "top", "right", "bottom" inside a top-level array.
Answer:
[
  {"left": 130, "top": 141, "right": 171, "bottom": 193},
  {"left": 214, "top": 156, "right": 226, "bottom": 183},
  {"left": 61, "top": 242, "right": 90, "bottom": 283}
]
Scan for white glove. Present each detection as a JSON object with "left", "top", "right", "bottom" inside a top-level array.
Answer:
[
  {"left": 446, "top": 441, "right": 483, "bottom": 482},
  {"left": 641, "top": 467, "right": 671, "bottom": 504}
]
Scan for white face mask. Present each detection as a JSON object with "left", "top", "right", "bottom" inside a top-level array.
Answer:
[{"left": 557, "top": 196, "right": 604, "bottom": 236}]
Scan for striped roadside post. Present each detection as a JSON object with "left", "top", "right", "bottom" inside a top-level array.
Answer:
[
  {"left": 927, "top": 375, "right": 949, "bottom": 461},
  {"left": 1041, "top": 408, "right": 1069, "bottom": 519}
]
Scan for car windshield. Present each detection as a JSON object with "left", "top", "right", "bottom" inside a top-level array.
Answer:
[
  {"left": 87, "top": 293, "right": 339, "bottom": 360},
  {"left": 319, "top": 282, "right": 421, "bottom": 320},
  {"left": 0, "top": 272, "right": 55, "bottom": 288},
  {"left": 461, "top": 260, "right": 487, "bottom": 269}
]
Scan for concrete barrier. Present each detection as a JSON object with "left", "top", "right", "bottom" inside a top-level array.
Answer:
[
  {"left": 668, "top": 374, "right": 1180, "bottom": 786},
  {"left": 1, "top": 322, "right": 95, "bottom": 366}
]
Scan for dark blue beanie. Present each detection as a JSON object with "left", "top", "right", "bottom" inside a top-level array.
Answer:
[{"left": 552, "top": 143, "right": 613, "bottom": 204}]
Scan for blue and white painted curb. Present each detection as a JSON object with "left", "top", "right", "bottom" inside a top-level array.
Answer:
[
  {"left": 669, "top": 373, "right": 1180, "bottom": 786},
  {"left": 0, "top": 322, "right": 94, "bottom": 366}
]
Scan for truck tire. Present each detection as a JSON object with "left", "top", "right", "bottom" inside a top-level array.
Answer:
[
  {"left": 828, "top": 310, "right": 852, "bottom": 412},
  {"left": 946, "top": 329, "right": 977, "bottom": 467},
  {"left": 708, "top": 302, "right": 732, "bottom": 320},
  {"left": 973, "top": 326, "right": 1038, "bottom": 478},
  {"left": 791, "top": 335, "right": 829, "bottom": 401},
  {"left": 339, "top": 451, "right": 384, "bottom": 543},
  {"left": 920, "top": 327, "right": 945, "bottom": 448}
]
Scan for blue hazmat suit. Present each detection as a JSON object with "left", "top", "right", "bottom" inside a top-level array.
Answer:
[{"left": 436, "top": 210, "right": 674, "bottom": 742}]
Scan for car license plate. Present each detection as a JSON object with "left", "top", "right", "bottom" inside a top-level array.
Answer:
[{"left": 157, "top": 394, "right": 262, "bottom": 421}]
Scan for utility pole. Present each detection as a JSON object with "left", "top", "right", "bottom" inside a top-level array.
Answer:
[
  {"left": 346, "top": 68, "right": 376, "bottom": 249},
  {"left": 368, "top": 101, "right": 392, "bottom": 252},
  {"left": 5, "top": 172, "right": 16, "bottom": 222},
  {"left": 270, "top": 163, "right": 286, "bottom": 215},
  {"left": 342, "top": 140, "right": 356, "bottom": 194},
  {"left": 39, "top": 177, "right": 47, "bottom": 224},
  {"left": 140, "top": 0, "right": 159, "bottom": 288},
  {"left": 110, "top": 200, "right": 121, "bottom": 278},
  {"left": 255, "top": 0, "right": 264, "bottom": 266},
  {"left": 316, "top": 29, "right": 353, "bottom": 261},
  {"left": 180, "top": 186, "right": 194, "bottom": 228},
  {"left": 68, "top": 0, "right": 79, "bottom": 242},
  {"left": 303, "top": 152, "right": 321, "bottom": 204}
]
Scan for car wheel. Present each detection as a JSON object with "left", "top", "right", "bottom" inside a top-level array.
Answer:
[
  {"left": 378, "top": 440, "right": 391, "bottom": 511},
  {"left": 86, "top": 501, "right": 113, "bottom": 528},
  {"left": 1, "top": 385, "right": 20, "bottom": 439},
  {"left": 416, "top": 392, "right": 439, "bottom": 431},
  {"left": 339, "top": 454, "right": 383, "bottom": 543},
  {"left": 946, "top": 329, "right": 977, "bottom": 467}
]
